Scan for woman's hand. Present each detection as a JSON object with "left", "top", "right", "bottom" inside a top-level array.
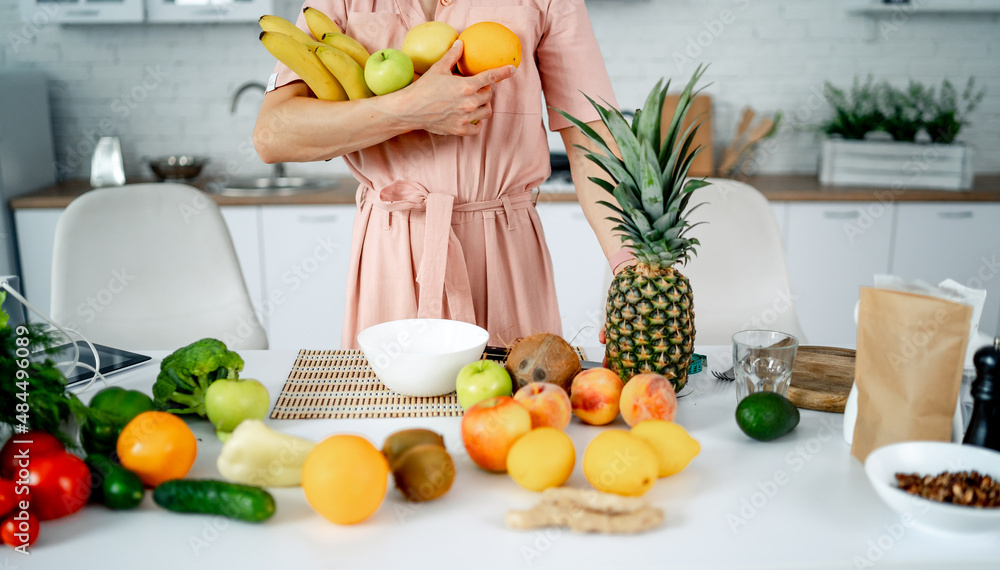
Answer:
[{"left": 395, "top": 40, "right": 515, "bottom": 136}]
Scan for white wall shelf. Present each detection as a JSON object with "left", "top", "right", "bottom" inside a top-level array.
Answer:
[{"left": 849, "top": 0, "right": 1000, "bottom": 15}]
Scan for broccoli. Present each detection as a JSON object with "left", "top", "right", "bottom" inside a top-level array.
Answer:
[{"left": 152, "top": 338, "right": 244, "bottom": 417}]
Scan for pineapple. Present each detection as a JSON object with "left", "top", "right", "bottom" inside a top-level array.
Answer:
[{"left": 554, "top": 66, "right": 709, "bottom": 392}]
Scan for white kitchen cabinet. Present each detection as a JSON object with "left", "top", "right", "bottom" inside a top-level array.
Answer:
[
  {"left": 18, "top": 0, "right": 143, "bottom": 24},
  {"left": 13, "top": 208, "right": 61, "bottom": 320},
  {"left": 260, "top": 205, "right": 356, "bottom": 350},
  {"left": 18, "top": 0, "right": 272, "bottom": 24},
  {"left": 145, "top": 0, "right": 272, "bottom": 23},
  {"left": 771, "top": 202, "right": 788, "bottom": 245},
  {"left": 535, "top": 202, "right": 609, "bottom": 348},
  {"left": 785, "top": 202, "right": 895, "bottom": 348},
  {"left": 892, "top": 203, "right": 1000, "bottom": 337},
  {"left": 219, "top": 206, "right": 265, "bottom": 329}
]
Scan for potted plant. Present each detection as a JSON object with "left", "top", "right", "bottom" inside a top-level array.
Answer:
[
  {"left": 925, "top": 78, "right": 986, "bottom": 144},
  {"left": 817, "top": 76, "right": 984, "bottom": 191}
]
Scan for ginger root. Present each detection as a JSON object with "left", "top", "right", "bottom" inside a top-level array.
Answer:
[{"left": 504, "top": 487, "right": 664, "bottom": 534}]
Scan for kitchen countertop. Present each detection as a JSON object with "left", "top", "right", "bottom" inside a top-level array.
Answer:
[
  {"left": 9, "top": 174, "right": 1000, "bottom": 209},
  {"left": 26, "top": 346, "right": 998, "bottom": 570}
]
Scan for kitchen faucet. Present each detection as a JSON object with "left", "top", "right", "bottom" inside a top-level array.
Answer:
[{"left": 230, "top": 81, "right": 285, "bottom": 179}]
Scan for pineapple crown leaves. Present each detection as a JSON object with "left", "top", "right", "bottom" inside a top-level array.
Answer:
[{"left": 552, "top": 65, "right": 711, "bottom": 271}]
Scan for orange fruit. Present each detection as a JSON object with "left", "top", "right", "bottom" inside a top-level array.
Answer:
[
  {"left": 301, "top": 434, "right": 389, "bottom": 524},
  {"left": 457, "top": 21, "right": 521, "bottom": 76},
  {"left": 117, "top": 411, "right": 197, "bottom": 487}
]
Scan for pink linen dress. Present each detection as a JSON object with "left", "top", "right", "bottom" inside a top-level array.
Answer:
[{"left": 271, "top": 0, "right": 618, "bottom": 349}]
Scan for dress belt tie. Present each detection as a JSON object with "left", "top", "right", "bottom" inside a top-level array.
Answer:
[{"left": 369, "top": 180, "right": 535, "bottom": 322}]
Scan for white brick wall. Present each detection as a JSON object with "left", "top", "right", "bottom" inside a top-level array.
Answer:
[{"left": 2, "top": 0, "right": 998, "bottom": 181}]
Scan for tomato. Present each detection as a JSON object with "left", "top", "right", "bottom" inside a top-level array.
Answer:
[
  {"left": 0, "top": 431, "right": 65, "bottom": 480},
  {"left": 117, "top": 411, "right": 197, "bottom": 488},
  {"left": 1, "top": 512, "right": 39, "bottom": 549},
  {"left": 0, "top": 480, "right": 15, "bottom": 519},
  {"left": 27, "top": 451, "right": 91, "bottom": 521}
]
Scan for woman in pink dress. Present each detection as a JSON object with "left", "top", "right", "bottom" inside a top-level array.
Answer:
[{"left": 255, "top": 0, "right": 630, "bottom": 349}]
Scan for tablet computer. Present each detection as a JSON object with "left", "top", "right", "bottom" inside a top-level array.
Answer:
[{"left": 32, "top": 341, "right": 152, "bottom": 387}]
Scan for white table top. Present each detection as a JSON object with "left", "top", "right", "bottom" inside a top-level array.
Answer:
[{"left": 22, "top": 347, "right": 1000, "bottom": 569}]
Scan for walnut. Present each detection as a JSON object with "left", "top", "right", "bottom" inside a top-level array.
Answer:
[{"left": 895, "top": 470, "right": 1000, "bottom": 508}]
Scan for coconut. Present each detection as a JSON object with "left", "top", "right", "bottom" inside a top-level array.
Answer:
[{"left": 505, "top": 333, "right": 581, "bottom": 392}]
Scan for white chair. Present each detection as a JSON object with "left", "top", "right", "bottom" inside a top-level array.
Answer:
[
  {"left": 681, "top": 178, "right": 807, "bottom": 346},
  {"left": 50, "top": 183, "right": 268, "bottom": 351}
]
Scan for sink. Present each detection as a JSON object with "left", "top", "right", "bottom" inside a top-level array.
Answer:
[{"left": 207, "top": 176, "right": 334, "bottom": 197}]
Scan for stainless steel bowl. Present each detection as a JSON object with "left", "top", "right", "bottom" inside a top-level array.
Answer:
[{"left": 148, "top": 155, "right": 208, "bottom": 181}]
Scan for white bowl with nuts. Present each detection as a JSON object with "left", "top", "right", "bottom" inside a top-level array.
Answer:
[{"left": 864, "top": 441, "right": 1000, "bottom": 534}]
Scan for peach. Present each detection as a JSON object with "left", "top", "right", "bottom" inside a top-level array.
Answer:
[
  {"left": 619, "top": 373, "right": 678, "bottom": 427},
  {"left": 570, "top": 368, "right": 624, "bottom": 426},
  {"left": 513, "top": 382, "right": 572, "bottom": 430}
]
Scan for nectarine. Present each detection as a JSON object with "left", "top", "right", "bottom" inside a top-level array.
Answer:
[
  {"left": 513, "top": 382, "right": 572, "bottom": 430},
  {"left": 570, "top": 368, "right": 624, "bottom": 426},
  {"left": 619, "top": 373, "right": 677, "bottom": 427}
]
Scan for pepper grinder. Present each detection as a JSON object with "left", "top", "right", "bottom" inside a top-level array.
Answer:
[{"left": 962, "top": 338, "right": 1000, "bottom": 451}]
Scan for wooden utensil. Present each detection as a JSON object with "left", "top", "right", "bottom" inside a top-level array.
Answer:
[
  {"left": 787, "top": 346, "right": 856, "bottom": 413},
  {"left": 661, "top": 93, "right": 714, "bottom": 177},
  {"left": 719, "top": 113, "right": 775, "bottom": 176}
]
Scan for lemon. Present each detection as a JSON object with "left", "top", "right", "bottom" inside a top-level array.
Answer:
[
  {"left": 630, "top": 420, "right": 701, "bottom": 477},
  {"left": 506, "top": 427, "right": 575, "bottom": 492},
  {"left": 582, "top": 430, "right": 658, "bottom": 497}
]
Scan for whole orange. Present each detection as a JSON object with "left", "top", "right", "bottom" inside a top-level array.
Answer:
[
  {"left": 117, "top": 411, "right": 197, "bottom": 487},
  {"left": 301, "top": 434, "right": 389, "bottom": 524},
  {"left": 457, "top": 21, "right": 521, "bottom": 76}
]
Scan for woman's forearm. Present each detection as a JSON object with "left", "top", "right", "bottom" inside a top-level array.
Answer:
[
  {"left": 253, "top": 40, "right": 516, "bottom": 164},
  {"left": 561, "top": 122, "right": 629, "bottom": 266},
  {"left": 253, "top": 82, "right": 416, "bottom": 163}
]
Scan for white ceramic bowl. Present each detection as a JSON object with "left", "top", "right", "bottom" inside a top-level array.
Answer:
[
  {"left": 864, "top": 441, "right": 1000, "bottom": 534},
  {"left": 356, "top": 318, "right": 490, "bottom": 397}
]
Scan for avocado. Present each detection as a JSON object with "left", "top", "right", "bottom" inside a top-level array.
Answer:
[{"left": 735, "top": 392, "right": 800, "bottom": 441}]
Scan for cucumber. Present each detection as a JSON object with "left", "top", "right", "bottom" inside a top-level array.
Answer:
[{"left": 152, "top": 479, "right": 275, "bottom": 522}]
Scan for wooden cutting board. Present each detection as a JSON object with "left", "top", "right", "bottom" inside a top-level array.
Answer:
[
  {"left": 661, "top": 93, "right": 714, "bottom": 177},
  {"left": 787, "top": 346, "right": 856, "bottom": 413}
]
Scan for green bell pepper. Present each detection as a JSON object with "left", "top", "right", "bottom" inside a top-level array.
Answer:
[{"left": 80, "top": 387, "right": 156, "bottom": 456}]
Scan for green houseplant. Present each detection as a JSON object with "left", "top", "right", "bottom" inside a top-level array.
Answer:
[
  {"left": 925, "top": 77, "right": 986, "bottom": 144},
  {"left": 818, "top": 75, "right": 983, "bottom": 191},
  {"left": 877, "top": 80, "right": 931, "bottom": 143},
  {"left": 819, "top": 75, "right": 885, "bottom": 140}
]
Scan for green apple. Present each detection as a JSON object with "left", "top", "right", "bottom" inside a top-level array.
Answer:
[
  {"left": 455, "top": 360, "right": 512, "bottom": 411},
  {"left": 364, "top": 48, "right": 414, "bottom": 96},
  {"left": 205, "top": 378, "right": 270, "bottom": 439}
]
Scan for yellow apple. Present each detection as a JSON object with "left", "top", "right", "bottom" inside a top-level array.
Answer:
[{"left": 402, "top": 21, "right": 459, "bottom": 75}]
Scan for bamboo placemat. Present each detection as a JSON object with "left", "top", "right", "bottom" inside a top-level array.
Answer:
[{"left": 270, "top": 347, "right": 585, "bottom": 420}]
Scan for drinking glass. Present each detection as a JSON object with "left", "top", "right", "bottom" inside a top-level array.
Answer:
[{"left": 732, "top": 330, "right": 799, "bottom": 403}]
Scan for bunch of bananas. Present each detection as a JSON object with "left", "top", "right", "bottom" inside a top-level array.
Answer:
[{"left": 258, "top": 9, "right": 374, "bottom": 101}]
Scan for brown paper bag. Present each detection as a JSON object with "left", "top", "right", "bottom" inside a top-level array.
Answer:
[{"left": 851, "top": 287, "right": 972, "bottom": 462}]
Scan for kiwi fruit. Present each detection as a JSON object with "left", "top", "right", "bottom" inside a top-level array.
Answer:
[
  {"left": 390, "top": 444, "right": 456, "bottom": 502},
  {"left": 382, "top": 428, "right": 446, "bottom": 468}
]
